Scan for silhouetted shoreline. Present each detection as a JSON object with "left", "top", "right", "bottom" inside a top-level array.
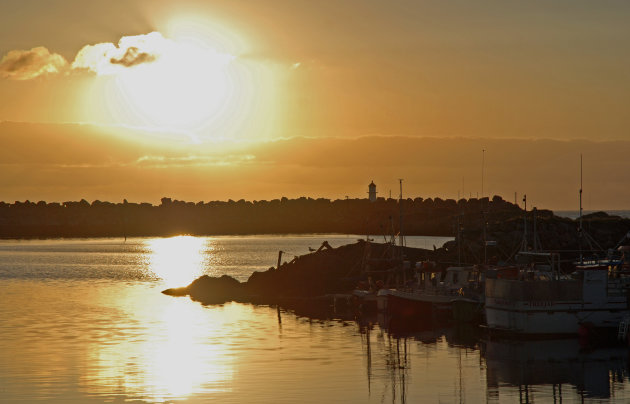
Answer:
[
  {"left": 1, "top": 197, "right": 628, "bottom": 250},
  {"left": 0, "top": 196, "right": 501, "bottom": 238}
]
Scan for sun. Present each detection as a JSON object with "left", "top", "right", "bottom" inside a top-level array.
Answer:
[
  {"left": 115, "top": 41, "right": 235, "bottom": 134},
  {"left": 75, "top": 22, "right": 275, "bottom": 143},
  {"left": 103, "top": 31, "right": 238, "bottom": 137},
  {"left": 77, "top": 17, "right": 281, "bottom": 143}
]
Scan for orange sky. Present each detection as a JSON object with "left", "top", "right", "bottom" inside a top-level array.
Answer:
[{"left": 1, "top": 1, "right": 629, "bottom": 210}]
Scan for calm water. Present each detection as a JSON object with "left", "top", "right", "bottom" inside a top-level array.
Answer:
[{"left": 1, "top": 235, "right": 630, "bottom": 403}]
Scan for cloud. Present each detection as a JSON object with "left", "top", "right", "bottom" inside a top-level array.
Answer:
[
  {"left": 71, "top": 43, "right": 117, "bottom": 74},
  {"left": 72, "top": 32, "right": 164, "bottom": 75},
  {"left": 135, "top": 154, "right": 256, "bottom": 168},
  {"left": 109, "top": 47, "right": 156, "bottom": 67},
  {"left": 1, "top": 31, "right": 235, "bottom": 81},
  {"left": 0, "top": 47, "right": 68, "bottom": 80}
]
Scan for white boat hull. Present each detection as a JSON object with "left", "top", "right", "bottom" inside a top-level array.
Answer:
[
  {"left": 485, "top": 298, "right": 628, "bottom": 334},
  {"left": 485, "top": 273, "right": 630, "bottom": 335}
]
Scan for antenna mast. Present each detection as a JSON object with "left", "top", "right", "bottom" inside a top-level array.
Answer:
[{"left": 578, "top": 153, "right": 584, "bottom": 264}]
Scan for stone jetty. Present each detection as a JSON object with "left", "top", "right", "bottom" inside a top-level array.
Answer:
[
  {"left": 163, "top": 211, "right": 630, "bottom": 312},
  {"left": 163, "top": 240, "right": 442, "bottom": 307}
]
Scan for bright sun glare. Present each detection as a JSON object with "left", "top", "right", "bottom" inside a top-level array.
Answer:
[
  {"left": 115, "top": 38, "right": 235, "bottom": 134},
  {"left": 81, "top": 18, "right": 273, "bottom": 142}
]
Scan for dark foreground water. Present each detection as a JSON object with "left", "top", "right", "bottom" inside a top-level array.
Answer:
[{"left": 1, "top": 236, "right": 630, "bottom": 403}]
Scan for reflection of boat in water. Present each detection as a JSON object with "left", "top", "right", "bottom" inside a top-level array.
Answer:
[
  {"left": 485, "top": 251, "right": 630, "bottom": 335},
  {"left": 383, "top": 314, "right": 447, "bottom": 342},
  {"left": 482, "top": 338, "right": 630, "bottom": 400}
]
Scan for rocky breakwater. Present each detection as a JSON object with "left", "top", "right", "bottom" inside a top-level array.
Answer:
[
  {"left": 162, "top": 240, "right": 442, "bottom": 315},
  {"left": 445, "top": 210, "right": 630, "bottom": 266},
  {"left": 162, "top": 211, "right": 630, "bottom": 313}
]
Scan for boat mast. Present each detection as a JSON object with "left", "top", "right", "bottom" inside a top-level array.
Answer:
[
  {"left": 398, "top": 178, "right": 404, "bottom": 249},
  {"left": 457, "top": 213, "right": 462, "bottom": 265},
  {"left": 574, "top": 155, "right": 603, "bottom": 260},
  {"left": 481, "top": 149, "right": 486, "bottom": 199},
  {"left": 521, "top": 194, "right": 528, "bottom": 251},
  {"left": 482, "top": 207, "right": 489, "bottom": 265},
  {"left": 533, "top": 207, "right": 538, "bottom": 252},
  {"left": 579, "top": 154, "right": 583, "bottom": 264}
]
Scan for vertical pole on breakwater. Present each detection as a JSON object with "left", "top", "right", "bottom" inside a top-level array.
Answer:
[{"left": 277, "top": 250, "right": 283, "bottom": 270}]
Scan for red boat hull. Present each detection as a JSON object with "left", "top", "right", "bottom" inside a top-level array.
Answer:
[{"left": 387, "top": 293, "right": 452, "bottom": 320}]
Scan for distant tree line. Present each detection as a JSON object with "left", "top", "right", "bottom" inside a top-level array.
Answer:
[{"left": 0, "top": 195, "right": 526, "bottom": 238}]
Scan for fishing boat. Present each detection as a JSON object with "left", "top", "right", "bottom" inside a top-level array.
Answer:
[
  {"left": 484, "top": 159, "right": 630, "bottom": 335},
  {"left": 484, "top": 251, "right": 630, "bottom": 335}
]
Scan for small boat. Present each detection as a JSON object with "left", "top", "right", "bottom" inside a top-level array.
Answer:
[
  {"left": 386, "top": 264, "right": 483, "bottom": 322},
  {"left": 352, "top": 277, "right": 390, "bottom": 313}
]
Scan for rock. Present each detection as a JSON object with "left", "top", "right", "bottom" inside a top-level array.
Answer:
[
  {"left": 162, "top": 274, "right": 245, "bottom": 304},
  {"left": 161, "top": 287, "right": 188, "bottom": 296}
]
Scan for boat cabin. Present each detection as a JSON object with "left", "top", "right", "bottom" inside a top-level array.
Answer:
[
  {"left": 442, "top": 266, "right": 479, "bottom": 292},
  {"left": 416, "top": 263, "right": 479, "bottom": 294}
]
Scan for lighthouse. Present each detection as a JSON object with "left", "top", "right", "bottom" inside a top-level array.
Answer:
[{"left": 368, "top": 181, "right": 377, "bottom": 202}]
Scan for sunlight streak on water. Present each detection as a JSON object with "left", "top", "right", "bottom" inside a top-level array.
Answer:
[
  {"left": 79, "top": 296, "right": 236, "bottom": 401},
  {"left": 0, "top": 281, "right": 239, "bottom": 403},
  {"left": 138, "top": 300, "right": 236, "bottom": 398},
  {"left": 146, "top": 236, "right": 207, "bottom": 286}
]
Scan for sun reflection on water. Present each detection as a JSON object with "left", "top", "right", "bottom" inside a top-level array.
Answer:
[
  {"left": 76, "top": 285, "right": 237, "bottom": 402},
  {"left": 136, "top": 300, "right": 236, "bottom": 400},
  {"left": 146, "top": 235, "right": 208, "bottom": 286},
  {"left": 73, "top": 236, "right": 239, "bottom": 401}
]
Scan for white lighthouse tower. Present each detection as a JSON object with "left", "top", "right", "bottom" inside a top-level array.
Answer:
[{"left": 368, "top": 181, "right": 377, "bottom": 202}]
